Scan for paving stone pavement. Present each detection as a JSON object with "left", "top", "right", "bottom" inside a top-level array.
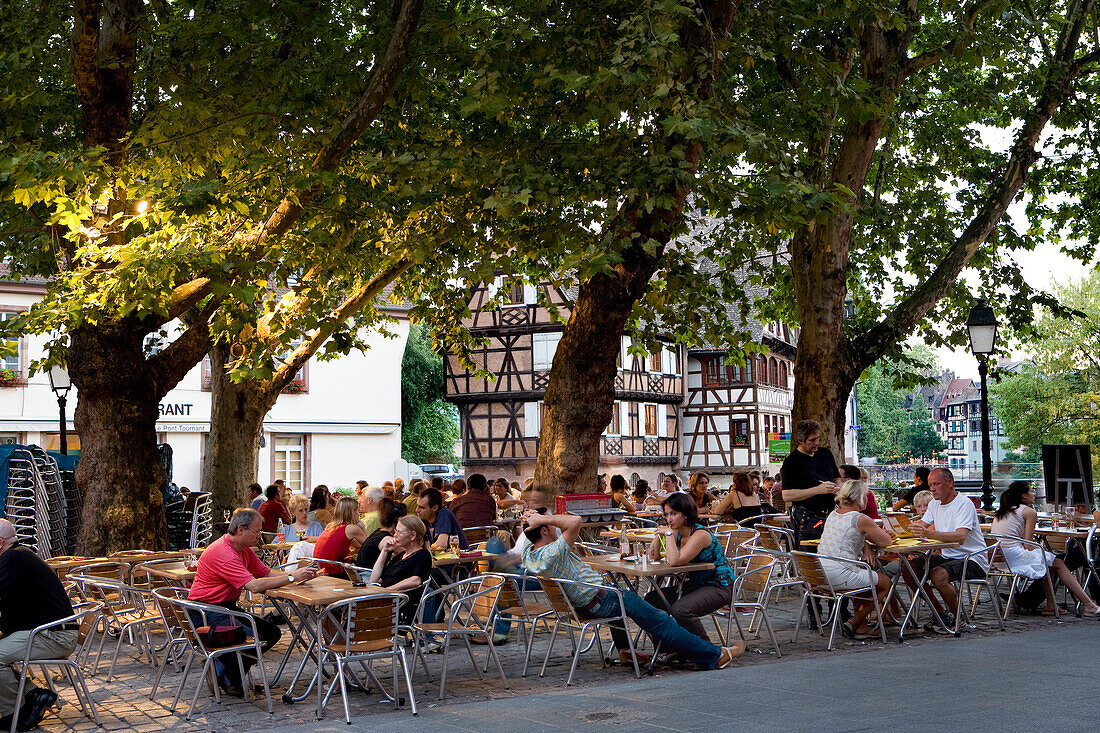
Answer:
[{"left": 26, "top": 592, "right": 1098, "bottom": 732}]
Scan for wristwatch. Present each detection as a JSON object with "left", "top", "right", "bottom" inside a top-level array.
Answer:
[{"left": 287, "top": 573, "right": 296, "bottom": 583}]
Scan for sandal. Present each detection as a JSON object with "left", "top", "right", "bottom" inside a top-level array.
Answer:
[{"left": 840, "top": 621, "right": 856, "bottom": 639}]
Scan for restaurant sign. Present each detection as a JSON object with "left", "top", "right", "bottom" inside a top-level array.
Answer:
[{"left": 768, "top": 432, "right": 791, "bottom": 462}]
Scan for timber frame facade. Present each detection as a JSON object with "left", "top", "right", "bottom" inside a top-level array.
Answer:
[
  {"left": 444, "top": 277, "right": 796, "bottom": 484},
  {"left": 683, "top": 322, "right": 796, "bottom": 474}
]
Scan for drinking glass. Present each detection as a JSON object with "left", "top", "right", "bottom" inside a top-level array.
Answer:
[
  {"left": 450, "top": 535, "right": 460, "bottom": 554},
  {"left": 222, "top": 509, "right": 231, "bottom": 523}
]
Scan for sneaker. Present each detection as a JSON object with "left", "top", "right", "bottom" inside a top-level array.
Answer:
[{"left": 715, "top": 641, "right": 746, "bottom": 669}]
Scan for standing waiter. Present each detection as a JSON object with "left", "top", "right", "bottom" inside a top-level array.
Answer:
[{"left": 0, "top": 519, "right": 76, "bottom": 730}]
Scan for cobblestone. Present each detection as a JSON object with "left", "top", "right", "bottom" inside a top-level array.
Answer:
[{"left": 27, "top": 592, "right": 1096, "bottom": 732}]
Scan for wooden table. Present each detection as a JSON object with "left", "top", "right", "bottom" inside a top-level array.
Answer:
[
  {"left": 265, "top": 576, "right": 395, "bottom": 703},
  {"left": 138, "top": 560, "right": 197, "bottom": 586},
  {"left": 431, "top": 552, "right": 498, "bottom": 584},
  {"left": 877, "top": 539, "right": 960, "bottom": 641},
  {"left": 598, "top": 529, "right": 657, "bottom": 543},
  {"left": 47, "top": 557, "right": 108, "bottom": 580}
]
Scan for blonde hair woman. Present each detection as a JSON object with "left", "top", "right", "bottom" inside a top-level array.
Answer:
[
  {"left": 370, "top": 515, "right": 432, "bottom": 622},
  {"left": 817, "top": 480, "right": 895, "bottom": 639},
  {"left": 312, "top": 496, "right": 368, "bottom": 575},
  {"left": 282, "top": 494, "right": 324, "bottom": 542}
]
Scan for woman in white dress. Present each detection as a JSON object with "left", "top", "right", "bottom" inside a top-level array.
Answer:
[
  {"left": 991, "top": 481, "right": 1099, "bottom": 617},
  {"left": 817, "top": 480, "right": 895, "bottom": 639}
]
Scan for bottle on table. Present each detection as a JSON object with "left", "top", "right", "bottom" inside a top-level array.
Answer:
[{"left": 619, "top": 524, "right": 630, "bottom": 557}]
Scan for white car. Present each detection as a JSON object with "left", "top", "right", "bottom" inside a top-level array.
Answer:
[{"left": 419, "top": 463, "right": 463, "bottom": 482}]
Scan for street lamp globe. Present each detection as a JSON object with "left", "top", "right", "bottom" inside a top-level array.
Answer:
[
  {"left": 965, "top": 300, "right": 998, "bottom": 356},
  {"left": 48, "top": 364, "right": 72, "bottom": 396}
]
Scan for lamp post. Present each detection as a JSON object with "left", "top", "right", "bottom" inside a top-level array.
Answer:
[
  {"left": 48, "top": 365, "right": 72, "bottom": 455},
  {"left": 965, "top": 301, "right": 998, "bottom": 510}
]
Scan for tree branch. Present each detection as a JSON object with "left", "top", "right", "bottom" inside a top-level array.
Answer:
[
  {"left": 148, "top": 299, "right": 217, "bottom": 398},
  {"left": 855, "top": 26, "right": 1099, "bottom": 367},
  {"left": 268, "top": 257, "right": 412, "bottom": 391},
  {"left": 899, "top": 0, "right": 998, "bottom": 81}
]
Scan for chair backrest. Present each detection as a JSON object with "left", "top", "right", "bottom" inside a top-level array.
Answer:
[
  {"left": 468, "top": 575, "right": 504, "bottom": 625},
  {"left": 712, "top": 523, "right": 742, "bottom": 534},
  {"left": 539, "top": 578, "right": 580, "bottom": 623},
  {"left": 152, "top": 588, "right": 202, "bottom": 647},
  {"left": 790, "top": 551, "right": 830, "bottom": 591},
  {"left": 109, "top": 549, "right": 155, "bottom": 558},
  {"left": 720, "top": 529, "right": 760, "bottom": 556},
  {"left": 321, "top": 593, "right": 403, "bottom": 651},
  {"left": 71, "top": 602, "right": 104, "bottom": 647},
  {"left": 492, "top": 574, "right": 527, "bottom": 613},
  {"left": 70, "top": 560, "right": 126, "bottom": 582},
  {"left": 736, "top": 554, "right": 776, "bottom": 595}
]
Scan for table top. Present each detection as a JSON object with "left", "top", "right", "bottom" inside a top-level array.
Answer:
[
  {"left": 598, "top": 529, "right": 657, "bottom": 541},
  {"left": 432, "top": 552, "right": 498, "bottom": 567},
  {"left": 265, "top": 575, "right": 392, "bottom": 606},
  {"left": 139, "top": 560, "right": 197, "bottom": 583},
  {"left": 584, "top": 556, "right": 714, "bottom": 577},
  {"left": 1034, "top": 525, "right": 1090, "bottom": 538},
  {"left": 879, "top": 539, "right": 960, "bottom": 554}
]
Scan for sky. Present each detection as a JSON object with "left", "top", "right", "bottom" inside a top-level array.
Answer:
[{"left": 931, "top": 242, "right": 1092, "bottom": 380}]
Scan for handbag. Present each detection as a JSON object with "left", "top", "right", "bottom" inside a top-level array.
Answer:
[
  {"left": 791, "top": 505, "right": 828, "bottom": 545},
  {"left": 195, "top": 624, "right": 246, "bottom": 648}
]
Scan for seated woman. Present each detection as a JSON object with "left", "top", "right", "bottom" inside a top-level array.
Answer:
[
  {"left": 307, "top": 485, "right": 333, "bottom": 525},
  {"left": 711, "top": 472, "right": 776, "bottom": 526},
  {"left": 817, "top": 480, "right": 895, "bottom": 639},
  {"left": 990, "top": 481, "right": 1100, "bottom": 616},
  {"left": 492, "top": 478, "right": 522, "bottom": 510},
  {"left": 356, "top": 497, "right": 407, "bottom": 570},
  {"left": 282, "top": 494, "right": 325, "bottom": 542},
  {"left": 687, "top": 472, "right": 716, "bottom": 511},
  {"left": 313, "top": 497, "right": 369, "bottom": 575},
  {"left": 644, "top": 492, "right": 742, "bottom": 650},
  {"left": 608, "top": 474, "right": 637, "bottom": 513},
  {"left": 369, "top": 515, "right": 434, "bottom": 623},
  {"left": 840, "top": 464, "right": 880, "bottom": 519}
]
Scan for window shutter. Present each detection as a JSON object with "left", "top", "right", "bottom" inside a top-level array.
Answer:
[
  {"left": 525, "top": 402, "right": 540, "bottom": 437},
  {"left": 621, "top": 401, "right": 631, "bottom": 436},
  {"left": 523, "top": 283, "right": 537, "bottom": 304},
  {"left": 657, "top": 404, "right": 668, "bottom": 437}
]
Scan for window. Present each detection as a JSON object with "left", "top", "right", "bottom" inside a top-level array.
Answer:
[
  {"left": 779, "top": 361, "right": 788, "bottom": 388},
  {"left": 758, "top": 355, "right": 768, "bottom": 384},
  {"left": 532, "top": 332, "right": 562, "bottom": 371},
  {"left": 649, "top": 351, "right": 662, "bottom": 373},
  {"left": 644, "top": 404, "right": 658, "bottom": 437},
  {"left": 43, "top": 433, "right": 81, "bottom": 452},
  {"left": 525, "top": 401, "right": 544, "bottom": 438},
  {"left": 606, "top": 402, "right": 621, "bottom": 435},
  {"left": 769, "top": 357, "right": 779, "bottom": 385},
  {"left": 276, "top": 336, "right": 308, "bottom": 391},
  {"left": 1, "top": 312, "right": 22, "bottom": 374},
  {"left": 732, "top": 420, "right": 748, "bottom": 447},
  {"left": 273, "top": 435, "right": 304, "bottom": 492},
  {"left": 704, "top": 358, "right": 734, "bottom": 386}
]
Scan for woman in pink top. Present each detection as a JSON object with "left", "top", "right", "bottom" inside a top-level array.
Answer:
[{"left": 313, "top": 497, "right": 368, "bottom": 575}]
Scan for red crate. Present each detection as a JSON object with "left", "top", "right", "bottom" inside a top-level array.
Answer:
[{"left": 555, "top": 493, "right": 611, "bottom": 514}]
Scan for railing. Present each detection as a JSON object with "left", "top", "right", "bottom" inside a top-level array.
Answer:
[{"left": 866, "top": 462, "right": 1045, "bottom": 487}]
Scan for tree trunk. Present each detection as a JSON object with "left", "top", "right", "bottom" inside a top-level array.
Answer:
[
  {"left": 200, "top": 343, "right": 278, "bottom": 512},
  {"left": 534, "top": 246, "right": 660, "bottom": 495},
  {"left": 70, "top": 325, "right": 168, "bottom": 554}
]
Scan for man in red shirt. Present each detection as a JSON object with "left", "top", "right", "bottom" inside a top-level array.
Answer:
[
  {"left": 257, "top": 485, "right": 291, "bottom": 532},
  {"left": 189, "top": 509, "right": 317, "bottom": 696},
  {"left": 449, "top": 473, "right": 498, "bottom": 528}
]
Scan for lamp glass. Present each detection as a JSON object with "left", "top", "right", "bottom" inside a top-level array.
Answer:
[
  {"left": 965, "top": 302, "right": 998, "bottom": 356},
  {"left": 48, "top": 364, "right": 71, "bottom": 393}
]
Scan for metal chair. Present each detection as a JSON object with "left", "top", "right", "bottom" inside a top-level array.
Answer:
[
  {"left": 461, "top": 526, "right": 498, "bottom": 544},
  {"left": 790, "top": 551, "right": 887, "bottom": 650},
  {"left": 985, "top": 534, "right": 1058, "bottom": 619},
  {"left": 712, "top": 553, "right": 782, "bottom": 656},
  {"left": 68, "top": 573, "right": 163, "bottom": 680},
  {"left": 489, "top": 573, "right": 554, "bottom": 677},
  {"left": 407, "top": 575, "right": 508, "bottom": 699},
  {"left": 948, "top": 542, "right": 1006, "bottom": 634},
  {"left": 7, "top": 602, "right": 103, "bottom": 733},
  {"left": 150, "top": 588, "right": 274, "bottom": 720},
  {"left": 537, "top": 577, "right": 641, "bottom": 686},
  {"left": 315, "top": 593, "right": 417, "bottom": 722}
]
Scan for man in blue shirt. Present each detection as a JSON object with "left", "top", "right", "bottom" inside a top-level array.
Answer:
[{"left": 417, "top": 488, "right": 468, "bottom": 550}]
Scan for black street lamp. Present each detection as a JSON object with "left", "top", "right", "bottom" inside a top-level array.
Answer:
[
  {"left": 966, "top": 300, "right": 998, "bottom": 509},
  {"left": 48, "top": 365, "right": 72, "bottom": 455}
]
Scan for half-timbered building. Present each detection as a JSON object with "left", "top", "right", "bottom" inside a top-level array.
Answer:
[
  {"left": 444, "top": 277, "right": 683, "bottom": 485},
  {"left": 682, "top": 319, "right": 796, "bottom": 474}
]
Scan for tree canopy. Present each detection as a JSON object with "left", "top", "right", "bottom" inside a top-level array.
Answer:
[{"left": 401, "top": 323, "right": 459, "bottom": 464}]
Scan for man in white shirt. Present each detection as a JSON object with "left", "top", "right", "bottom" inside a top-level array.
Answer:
[{"left": 909, "top": 468, "right": 988, "bottom": 631}]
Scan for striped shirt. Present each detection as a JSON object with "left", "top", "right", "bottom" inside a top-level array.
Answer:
[{"left": 521, "top": 537, "right": 602, "bottom": 606}]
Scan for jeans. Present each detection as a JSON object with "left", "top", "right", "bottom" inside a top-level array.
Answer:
[
  {"left": 490, "top": 570, "right": 543, "bottom": 636},
  {"left": 644, "top": 583, "right": 730, "bottom": 643},
  {"left": 187, "top": 604, "right": 280, "bottom": 686},
  {"left": 580, "top": 589, "right": 722, "bottom": 669}
]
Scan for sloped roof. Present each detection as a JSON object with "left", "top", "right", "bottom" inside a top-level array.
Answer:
[{"left": 939, "top": 378, "right": 974, "bottom": 407}]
